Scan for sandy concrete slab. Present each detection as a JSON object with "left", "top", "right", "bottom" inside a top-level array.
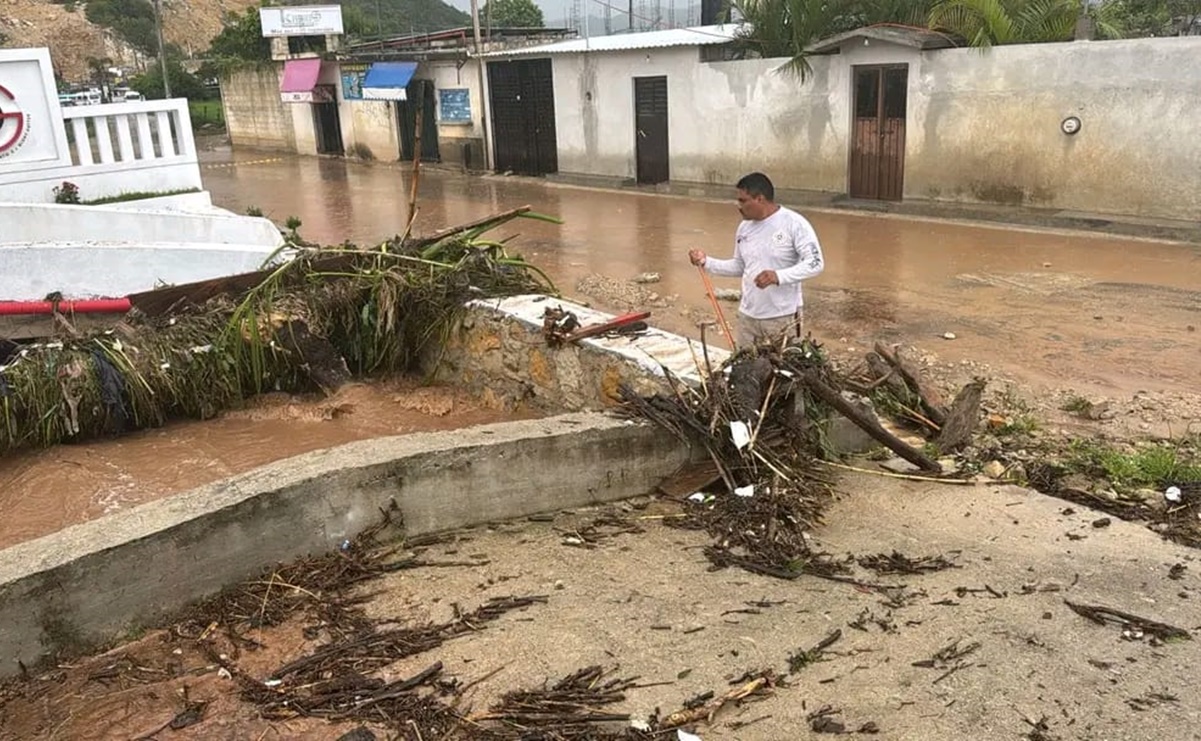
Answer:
[{"left": 6, "top": 470, "right": 1196, "bottom": 740}]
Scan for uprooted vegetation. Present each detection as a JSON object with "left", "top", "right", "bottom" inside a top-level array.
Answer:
[{"left": 0, "top": 207, "right": 558, "bottom": 456}]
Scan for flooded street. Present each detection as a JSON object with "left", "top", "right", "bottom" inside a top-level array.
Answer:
[
  {"left": 202, "top": 145, "right": 1201, "bottom": 399},
  {"left": 1, "top": 145, "right": 1198, "bottom": 549}
]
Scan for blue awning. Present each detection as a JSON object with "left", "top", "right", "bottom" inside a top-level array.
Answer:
[{"left": 362, "top": 62, "right": 418, "bottom": 101}]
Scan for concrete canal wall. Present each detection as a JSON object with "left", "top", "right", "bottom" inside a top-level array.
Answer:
[
  {"left": 0, "top": 413, "right": 690, "bottom": 677},
  {"left": 0, "top": 296, "right": 717, "bottom": 677}
]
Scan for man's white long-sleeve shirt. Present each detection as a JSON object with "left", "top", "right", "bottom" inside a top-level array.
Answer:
[{"left": 703, "top": 206, "right": 825, "bottom": 320}]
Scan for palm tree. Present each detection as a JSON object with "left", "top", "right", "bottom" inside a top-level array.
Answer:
[
  {"left": 928, "top": 0, "right": 1123, "bottom": 46},
  {"left": 732, "top": 0, "right": 942, "bottom": 78},
  {"left": 731, "top": 0, "right": 871, "bottom": 78}
]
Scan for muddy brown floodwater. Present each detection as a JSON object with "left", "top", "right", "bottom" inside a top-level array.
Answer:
[
  {"left": 201, "top": 146, "right": 1201, "bottom": 399},
  {"left": 0, "top": 381, "right": 537, "bottom": 549}
]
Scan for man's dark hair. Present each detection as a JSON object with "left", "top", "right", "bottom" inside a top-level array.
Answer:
[{"left": 736, "top": 172, "right": 775, "bottom": 202}]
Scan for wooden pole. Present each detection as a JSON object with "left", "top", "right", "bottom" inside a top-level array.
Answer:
[
  {"left": 697, "top": 264, "right": 736, "bottom": 351},
  {"left": 404, "top": 88, "right": 424, "bottom": 238},
  {"left": 802, "top": 371, "right": 942, "bottom": 473}
]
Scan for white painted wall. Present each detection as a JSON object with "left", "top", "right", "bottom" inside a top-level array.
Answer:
[
  {"left": 222, "top": 59, "right": 488, "bottom": 167},
  {"left": 905, "top": 37, "right": 1201, "bottom": 216},
  {"left": 0, "top": 201, "right": 286, "bottom": 299},
  {"left": 0, "top": 202, "right": 284, "bottom": 246},
  {"left": 545, "top": 36, "right": 1201, "bottom": 220},
  {"left": 548, "top": 48, "right": 848, "bottom": 191},
  {"left": 0, "top": 244, "right": 281, "bottom": 300}
]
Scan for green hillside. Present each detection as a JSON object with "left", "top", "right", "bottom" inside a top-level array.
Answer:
[{"left": 345, "top": 0, "right": 470, "bottom": 37}]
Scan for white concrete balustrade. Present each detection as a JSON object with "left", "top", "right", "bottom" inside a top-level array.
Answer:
[
  {"left": 0, "top": 98, "right": 203, "bottom": 204},
  {"left": 63, "top": 99, "right": 195, "bottom": 169}
]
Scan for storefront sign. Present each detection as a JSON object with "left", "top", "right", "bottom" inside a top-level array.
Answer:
[
  {"left": 260, "top": 6, "right": 345, "bottom": 37},
  {"left": 438, "top": 88, "right": 472, "bottom": 124}
]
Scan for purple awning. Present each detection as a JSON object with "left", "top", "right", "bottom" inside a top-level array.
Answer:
[{"left": 280, "top": 59, "right": 322, "bottom": 93}]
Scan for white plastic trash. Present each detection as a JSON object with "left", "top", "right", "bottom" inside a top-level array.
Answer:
[
  {"left": 730, "top": 420, "right": 751, "bottom": 450},
  {"left": 734, "top": 485, "right": 755, "bottom": 498},
  {"left": 1165, "top": 486, "right": 1183, "bottom": 503}
]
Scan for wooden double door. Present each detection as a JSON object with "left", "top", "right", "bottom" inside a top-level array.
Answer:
[{"left": 849, "top": 65, "right": 908, "bottom": 201}]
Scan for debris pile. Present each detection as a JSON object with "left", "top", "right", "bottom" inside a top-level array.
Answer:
[
  {"left": 0, "top": 207, "right": 557, "bottom": 455},
  {"left": 619, "top": 338, "right": 972, "bottom": 580},
  {"left": 619, "top": 340, "right": 838, "bottom": 580},
  {"left": 469, "top": 666, "right": 643, "bottom": 739}
]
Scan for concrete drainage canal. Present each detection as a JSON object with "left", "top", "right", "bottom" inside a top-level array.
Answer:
[{"left": 0, "top": 210, "right": 733, "bottom": 738}]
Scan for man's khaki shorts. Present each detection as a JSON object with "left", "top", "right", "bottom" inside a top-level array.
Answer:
[{"left": 736, "top": 310, "right": 804, "bottom": 349}]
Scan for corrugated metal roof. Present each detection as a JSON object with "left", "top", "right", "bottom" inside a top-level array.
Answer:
[{"left": 476, "top": 24, "right": 742, "bottom": 58}]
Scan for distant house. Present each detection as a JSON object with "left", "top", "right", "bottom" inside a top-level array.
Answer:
[
  {"left": 477, "top": 24, "right": 1201, "bottom": 221},
  {"left": 478, "top": 25, "right": 740, "bottom": 179},
  {"left": 222, "top": 26, "right": 572, "bottom": 167}
]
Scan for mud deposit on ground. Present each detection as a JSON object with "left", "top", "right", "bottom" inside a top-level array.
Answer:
[{"left": 4, "top": 473, "right": 1200, "bottom": 740}]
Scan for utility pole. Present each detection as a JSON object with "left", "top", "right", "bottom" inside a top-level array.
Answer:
[
  {"left": 376, "top": 0, "right": 384, "bottom": 51},
  {"left": 153, "top": 0, "right": 171, "bottom": 98},
  {"left": 470, "top": 0, "right": 493, "bottom": 171}
]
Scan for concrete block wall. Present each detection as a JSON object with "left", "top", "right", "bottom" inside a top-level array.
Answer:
[{"left": 221, "top": 66, "right": 299, "bottom": 151}]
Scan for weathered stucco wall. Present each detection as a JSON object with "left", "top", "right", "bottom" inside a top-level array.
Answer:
[
  {"left": 339, "top": 97, "right": 398, "bottom": 161},
  {"left": 907, "top": 37, "right": 1201, "bottom": 217},
  {"left": 221, "top": 66, "right": 297, "bottom": 151},
  {"left": 427, "top": 60, "right": 487, "bottom": 167},
  {"left": 549, "top": 36, "right": 1201, "bottom": 220},
  {"left": 550, "top": 48, "right": 845, "bottom": 192}
]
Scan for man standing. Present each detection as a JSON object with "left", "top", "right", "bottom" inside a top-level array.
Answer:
[{"left": 688, "top": 172, "right": 825, "bottom": 349}]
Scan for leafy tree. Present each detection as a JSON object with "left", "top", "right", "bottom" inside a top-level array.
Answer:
[
  {"left": 482, "top": 0, "right": 545, "bottom": 27},
  {"left": 1099, "top": 0, "right": 1201, "bottom": 35},
  {"left": 732, "top": 0, "right": 900, "bottom": 78},
  {"left": 735, "top": 0, "right": 1139, "bottom": 79},
  {"left": 206, "top": 7, "right": 273, "bottom": 65},
  {"left": 344, "top": 0, "right": 469, "bottom": 37},
  {"left": 86, "top": 56, "right": 114, "bottom": 87},
  {"left": 130, "top": 59, "right": 208, "bottom": 100}
]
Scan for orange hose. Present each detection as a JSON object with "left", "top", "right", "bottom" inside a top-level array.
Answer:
[{"left": 697, "top": 264, "right": 736, "bottom": 351}]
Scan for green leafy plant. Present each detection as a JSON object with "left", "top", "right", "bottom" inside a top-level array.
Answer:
[{"left": 1066, "top": 439, "right": 1201, "bottom": 490}]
